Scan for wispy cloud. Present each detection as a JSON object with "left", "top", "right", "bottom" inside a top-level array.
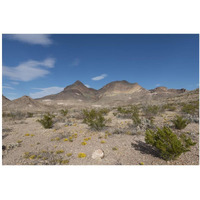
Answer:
[
  {"left": 30, "top": 87, "right": 64, "bottom": 99},
  {"left": 70, "top": 58, "right": 80, "bottom": 67},
  {"left": 5, "top": 34, "right": 53, "bottom": 46},
  {"left": 11, "top": 82, "right": 19, "bottom": 85},
  {"left": 156, "top": 83, "right": 161, "bottom": 87},
  {"left": 92, "top": 74, "right": 107, "bottom": 81},
  {"left": 3, "top": 86, "right": 14, "bottom": 90},
  {"left": 3, "top": 58, "right": 55, "bottom": 81},
  {"left": 84, "top": 84, "right": 90, "bottom": 88}
]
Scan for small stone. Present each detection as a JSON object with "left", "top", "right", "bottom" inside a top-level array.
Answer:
[{"left": 92, "top": 149, "right": 104, "bottom": 160}]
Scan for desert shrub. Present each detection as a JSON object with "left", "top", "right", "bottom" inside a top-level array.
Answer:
[
  {"left": 143, "top": 105, "right": 160, "bottom": 119},
  {"left": 3, "top": 111, "right": 26, "bottom": 120},
  {"left": 131, "top": 106, "right": 141, "bottom": 126},
  {"left": 82, "top": 109, "right": 108, "bottom": 131},
  {"left": 181, "top": 101, "right": 199, "bottom": 115},
  {"left": 60, "top": 109, "right": 68, "bottom": 116},
  {"left": 145, "top": 127, "right": 196, "bottom": 161},
  {"left": 172, "top": 115, "right": 188, "bottom": 130},
  {"left": 27, "top": 112, "right": 34, "bottom": 118},
  {"left": 37, "top": 113, "right": 55, "bottom": 129},
  {"left": 99, "top": 108, "right": 110, "bottom": 115},
  {"left": 162, "top": 104, "right": 176, "bottom": 111}
]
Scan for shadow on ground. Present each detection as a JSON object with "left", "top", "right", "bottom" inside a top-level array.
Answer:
[{"left": 131, "top": 141, "right": 160, "bottom": 158}]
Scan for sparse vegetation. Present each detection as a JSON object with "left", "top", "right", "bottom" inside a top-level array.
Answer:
[
  {"left": 172, "top": 115, "right": 188, "bottom": 130},
  {"left": 145, "top": 127, "right": 196, "bottom": 161},
  {"left": 143, "top": 105, "right": 160, "bottom": 118},
  {"left": 81, "top": 141, "right": 87, "bottom": 145},
  {"left": 60, "top": 109, "right": 68, "bottom": 116},
  {"left": 181, "top": 101, "right": 199, "bottom": 115},
  {"left": 56, "top": 150, "right": 64, "bottom": 154},
  {"left": 162, "top": 104, "right": 176, "bottom": 111},
  {"left": 78, "top": 153, "right": 86, "bottom": 158},
  {"left": 82, "top": 109, "right": 108, "bottom": 130},
  {"left": 37, "top": 113, "right": 55, "bottom": 129},
  {"left": 112, "top": 147, "right": 118, "bottom": 150}
]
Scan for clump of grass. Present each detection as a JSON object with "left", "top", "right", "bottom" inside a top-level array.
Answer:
[
  {"left": 145, "top": 126, "right": 196, "bottom": 161},
  {"left": 67, "top": 153, "right": 72, "bottom": 157},
  {"left": 172, "top": 115, "right": 188, "bottom": 130},
  {"left": 78, "top": 153, "right": 86, "bottom": 158},
  {"left": 61, "top": 160, "right": 69, "bottom": 164},
  {"left": 17, "top": 140, "right": 23, "bottom": 143},
  {"left": 139, "top": 162, "right": 144, "bottom": 165},
  {"left": 63, "top": 138, "right": 68, "bottom": 141},
  {"left": 56, "top": 150, "right": 64, "bottom": 154},
  {"left": 37, "top": 113, "right": 55, "bottom": 129},
  {"left": 81, "top": 141, "right": 87, "bottom": 145},
  {"left": 24, "top": 152, "right": 30, "bottom": 158},
  {"left": 25, "top": 133, "right": 30, "bottom": 136},
  {"left": 30, "top": 134, "right": 35, "bottom": 137},
  {"left": 29, "top": 155, "right": 36, "bottom": 160},
  {"left": 101, "top": 140, "right": 106, "bottom": 144},
  {"left": 60, "top": 109, "right": 68, "bottom": 116},
  {"left": 162, "top": 104, "right": 176, "bottom": 111},
  {"left": 112, "top": 147, "right": 118, "bottom": 151}
]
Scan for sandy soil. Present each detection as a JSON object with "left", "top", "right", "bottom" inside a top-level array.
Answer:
[{"left": 2, "top": 108, "right": 199, "bottom": 165}]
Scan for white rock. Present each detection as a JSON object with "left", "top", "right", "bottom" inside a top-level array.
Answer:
[{"left": 92, "top": 149, "right": 104, "bottom": 160}]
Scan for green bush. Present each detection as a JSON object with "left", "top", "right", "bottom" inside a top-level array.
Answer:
[
  {"left": 37, "top": 113, "right": 55, "bottom": 129},
  {"left": 172, "top": 115, "right": 188, "bottom": 130},
  {"left": 82, "top": 109, "right": 108, "bottom": 131},
  {"left": 60, "top": 109, "right": 68, "bottom": 116},
  {"left": 145, "top": 127, "right": 196, "bottom": 161}
]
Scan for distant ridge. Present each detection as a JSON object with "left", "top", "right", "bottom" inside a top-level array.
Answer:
[{"left": 37, "top": 80, "right": 187, "bottom": 103}]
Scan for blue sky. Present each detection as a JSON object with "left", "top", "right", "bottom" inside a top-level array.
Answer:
[{"left": 2, "top": 34, "right": 199, "bottom": 100}]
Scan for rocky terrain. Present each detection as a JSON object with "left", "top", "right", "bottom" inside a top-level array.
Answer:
[{"left": 2, "top": 81, "right": 199, "bottom": 165}]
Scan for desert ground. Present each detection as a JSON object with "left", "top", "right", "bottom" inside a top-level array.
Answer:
[
  {"left": 2, "top": 91, "right": 199, "bottom": 165},
  {"left": 2, "top": 81, "right": 199, "bottom": 165}
]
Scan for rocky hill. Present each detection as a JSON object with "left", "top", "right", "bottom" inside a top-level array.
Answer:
[{"left": 2, "top": 95, "right": 11, "bottom": 106}]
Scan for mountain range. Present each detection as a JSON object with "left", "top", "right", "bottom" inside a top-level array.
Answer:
[{"left": 2, "top": 80, "right": 189, "bottom": 110}]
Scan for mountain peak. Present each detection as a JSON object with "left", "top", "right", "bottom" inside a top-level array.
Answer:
[{"left": 74, "top": 80, "right": 84, "bottom": 85}]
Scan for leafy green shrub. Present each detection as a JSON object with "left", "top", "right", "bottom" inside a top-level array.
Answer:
[
  {"left": 82, "top": 109, "right": 108, "bottom": 131},
  {"left": 145, "top": 127, "right": 196, "bottom": 161},
  {"left": 60, "top": 109, "right": 68, "bottom": 116},
  {"left": 172, "top": 116, "right": 188, "bottom": 130},
  {"left": 37, "top": 113, "right": 55, "bottom": 129}
]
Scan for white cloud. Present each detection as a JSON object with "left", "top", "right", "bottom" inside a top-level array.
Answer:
[
  {"left": 3, "top": 86, "right": 14, "bottom": 90},
  {"left": 84, "top": 84, "right": 90, "bottom": 88},
  {"left": 30, "top": 87, "right": 64, "bottom": 99},
  {"left": 156, "top": 83, "right": 161, "bottom": 87},
  {"left": 92, "top": 74, "right": 107, "bottom": 81},
  {"left": 3, "top": 58, "right": 55, "bottom": 81},
  {"left": 6, "top": 34, "right": 53, "bottom": 45},
  {"left": 70, "top": 58, "right": 80, "bottom": 67}
]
